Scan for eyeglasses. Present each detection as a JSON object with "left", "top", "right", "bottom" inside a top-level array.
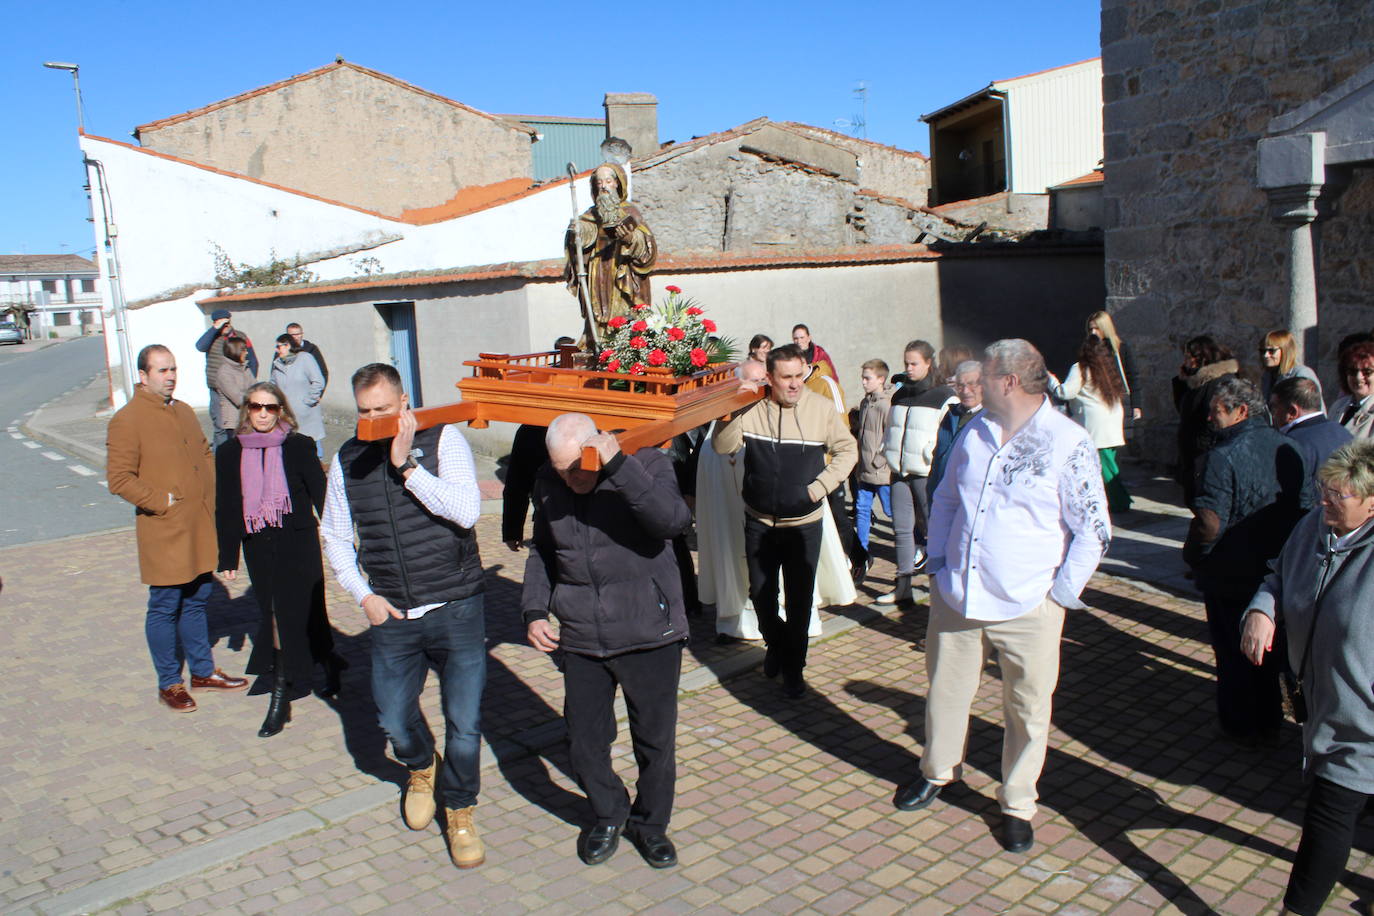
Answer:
[
  {"left": 248, "top": 402, "right": 282, "bottom": 414},
  {"left": 1261, "top": 347, "right": 1281, "bottom": 355},
  {"left": 953, "top": 381, "right": 982, "bottom": 391},
  {"left": 1345, "top": 367, "right": 1374, "bottom": 380},
  {"left": 1319, "top": 486, "right": 1361, "bottom": 504}
]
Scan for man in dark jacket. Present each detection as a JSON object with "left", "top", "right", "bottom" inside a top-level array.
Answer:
[
  {"left": 1184, "top": 377, "right": 1306, "bottom": 746},
  {"left": 522, "top": 413, "right": 693, "bottom": 870},
  {"left": 1272, "top": 376, "right": 1352, "bottom": 487},
  {"left": 286, "top": 322, "right": 328, "bottom": 388}
]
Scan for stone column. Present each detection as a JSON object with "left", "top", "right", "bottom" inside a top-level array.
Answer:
[
  {"left": 1266, "top": 184, "right": 1322, "bottom": 366},
  {"left": 1257, "top": 132, "right": 1326, "bottom": 369}
]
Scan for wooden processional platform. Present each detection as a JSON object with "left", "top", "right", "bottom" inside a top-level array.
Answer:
[{"left": 356, "top": 346, "right": 760, "bottom": 469}]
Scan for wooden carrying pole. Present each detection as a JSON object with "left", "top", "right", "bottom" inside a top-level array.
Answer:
[{"left": 355, "top": 388, "right": 763, "bottom": 471}]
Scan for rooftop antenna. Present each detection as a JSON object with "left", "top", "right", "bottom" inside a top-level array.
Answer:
[{"left": 833, "top": 80, "right": 868, "bottom": 139}]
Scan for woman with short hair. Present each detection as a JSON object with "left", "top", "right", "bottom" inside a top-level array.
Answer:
[
  {"left": 1328, "top": 341, "right": 1374, "bottom": 440},
  {"left": 747, "top": 334, "right": 773, "bottom": 364},
  {"left": 1241, "top": 441, "right": 1374, "bottom": 915},
  {"left": 215, "top": 382, "right": 341, "bottom": 737},
  {"left": 270, "top": 334, "right": 326, "bottom": 456}
]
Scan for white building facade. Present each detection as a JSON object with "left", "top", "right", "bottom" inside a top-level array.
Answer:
[{"left": 0, "top": 255, "right": 102, "bottom": 338}]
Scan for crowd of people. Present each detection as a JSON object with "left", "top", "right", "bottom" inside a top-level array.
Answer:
[{"left": 101, "top": 312, "right": 1374, "bottom": 913}]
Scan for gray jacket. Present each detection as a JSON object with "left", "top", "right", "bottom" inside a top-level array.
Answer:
[
  {"left": 270, "top": 352, "right": 325, "bottom": 441},
  {"left": 1249, "top": 508, "right": 1374, "bottom": 793}
]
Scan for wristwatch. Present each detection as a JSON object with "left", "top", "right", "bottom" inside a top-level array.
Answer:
[{"left": 397, "top": 455, "right": 419, "bottom": 473}]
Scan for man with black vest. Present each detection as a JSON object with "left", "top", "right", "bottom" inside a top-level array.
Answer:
[{"left": 321, "top": 363, "right": 487, "bottom": 870}]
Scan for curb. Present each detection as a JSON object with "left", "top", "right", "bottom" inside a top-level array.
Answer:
[{"left": 33, "top": 589, "right": 918, "bottom": 914}]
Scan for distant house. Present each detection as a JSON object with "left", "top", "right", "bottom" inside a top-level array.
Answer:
[
  {"left": 0, "top": 254, "right": 100, "bottom": 338},
  {"left": 921, "top": 58, "right": 1103, "bottom": 227}
]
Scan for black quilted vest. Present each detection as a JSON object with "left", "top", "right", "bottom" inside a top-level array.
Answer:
[{"left": 337, "top": 425, "right": 483, "bottom": 608}]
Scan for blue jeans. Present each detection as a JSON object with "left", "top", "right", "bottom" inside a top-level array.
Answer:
[
  {"left": 146, "top": 573, "right": 216, "bottom": 689},
  {"left": 854, "top": 483, "right": 892, "bottom": 550},
  {"left": 369, "top": 594, "right": 487, "bottom": 809}
]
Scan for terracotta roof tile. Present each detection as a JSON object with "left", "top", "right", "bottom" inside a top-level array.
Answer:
[
  {"left": 134, "top": 61, "right": 536, "bottom": 137},
  {"left": 1050, "top": 169, "right": 1105, "bottom": 189}
]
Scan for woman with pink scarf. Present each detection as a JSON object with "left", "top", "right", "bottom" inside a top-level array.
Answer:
[{"left": 215, "top": 382, "right": 341, "bottom": 737}]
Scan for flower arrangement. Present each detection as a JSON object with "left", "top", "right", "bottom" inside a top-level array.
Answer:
[{"left": 598, "top": 286, "right": 735, "bottom": 376}]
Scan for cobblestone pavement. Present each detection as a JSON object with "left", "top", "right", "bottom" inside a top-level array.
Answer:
[{"left": 4, "top": 508, "right": 1373, "bottom": 914}]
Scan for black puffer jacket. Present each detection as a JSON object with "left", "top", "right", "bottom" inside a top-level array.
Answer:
[{"left": 521, "top": 449, "right": 692, "bottom": 657}]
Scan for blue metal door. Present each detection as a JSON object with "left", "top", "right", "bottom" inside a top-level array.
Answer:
[{"left": 380, "top": 303, "right": 423, "bottom": 407}]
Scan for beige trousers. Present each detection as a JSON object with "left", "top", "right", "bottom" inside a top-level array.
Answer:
[{"left": 921, "top": 587, "right": 1065, "bottom": 820}]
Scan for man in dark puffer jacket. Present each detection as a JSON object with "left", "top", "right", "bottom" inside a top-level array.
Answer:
[{"left": 522, "top": 413, "right": 692, "bottom": 870}]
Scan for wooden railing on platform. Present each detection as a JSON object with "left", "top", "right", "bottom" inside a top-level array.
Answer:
[{"left": 356, "top": 351, "right": 762, "bottom": 469}]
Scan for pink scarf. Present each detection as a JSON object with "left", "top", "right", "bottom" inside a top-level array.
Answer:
[{"left": 238, "top": 424, "right": 293, "bottom": 533}]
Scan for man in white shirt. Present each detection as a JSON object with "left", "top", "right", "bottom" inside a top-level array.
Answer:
[
  {"left": 892, "top": 339, "right": 1110, "bottom": 855},
  {"left": 321, "top": 364, "right": 487, "bottom": 870}
]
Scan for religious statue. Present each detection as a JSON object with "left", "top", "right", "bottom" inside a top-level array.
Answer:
[{"left": 563, "top": 163, "right": 657, "bottom": 347}]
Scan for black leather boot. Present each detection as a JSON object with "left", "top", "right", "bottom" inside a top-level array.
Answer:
[
  {"left": 258, "top": 665, "right": 291, "bottom": 738},
  {"left": 319, "top": 653, "right": 348, "bottom": 698}
]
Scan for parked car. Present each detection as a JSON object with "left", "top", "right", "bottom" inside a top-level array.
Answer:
[{"left": 0, "top": 322, "right": 23, "bottom": 345}]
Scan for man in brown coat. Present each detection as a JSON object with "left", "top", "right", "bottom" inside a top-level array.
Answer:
[{"left": 107, "top": 344, "right": 247, "bottom": 712}]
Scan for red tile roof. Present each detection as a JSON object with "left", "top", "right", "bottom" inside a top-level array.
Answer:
[
  {"left": 134, "top": 61, "right": 536, "bottom": 138},
  {"left": 1050, "top": 169, "right": 1105, "bottom": 189}
]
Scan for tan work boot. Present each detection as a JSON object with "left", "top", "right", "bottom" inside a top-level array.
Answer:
[
  {"left": 445, "top": 806, "right": 485, "bottom": 868},
  {"left": 402, "top": 754, "right": 439, "bottom": 830}
]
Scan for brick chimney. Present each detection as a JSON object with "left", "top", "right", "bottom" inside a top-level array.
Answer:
[{"left": 603, "top": 93, "right": 659, "bottom": 159}]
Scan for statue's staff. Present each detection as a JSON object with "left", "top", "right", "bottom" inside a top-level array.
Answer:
[{"left": 566, "top": 162, "right": 600, "bottom": 352}]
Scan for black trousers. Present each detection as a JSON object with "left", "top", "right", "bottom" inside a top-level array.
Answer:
[
  {"left": 1285, "top": 777, "right": 1371, "bottom": 915},
  {"left": 563, "top": 642, "right": 682, "bottom": 831},
  {"left": 744, "top": 517, "right": 823, "bottom": 677},
  {"left": 1203, "top": 591, "right": 1282, "bottom": 739}
]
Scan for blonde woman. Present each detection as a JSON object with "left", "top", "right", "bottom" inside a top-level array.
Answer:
[
  {"left": 1085, "top": 311, "right": 1141, "bottom": 421},
  {"left": 1259, "top": 329, "right": 1321, "bottom": 403}
]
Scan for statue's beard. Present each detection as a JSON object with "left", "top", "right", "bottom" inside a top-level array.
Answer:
[{"left": 595, "top": 191, "right": 624, "bottom": 228}]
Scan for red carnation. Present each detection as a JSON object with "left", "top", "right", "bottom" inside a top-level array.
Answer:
[
  {"left": 685, "top": 306, "right": 703, "bottom": 316},
  {"left": 690, "top": 347, "right": 708, "bottom": 367},
  {"left": 630, "top": 335, "right": 648, "bottom": 349},
  {"left": 630, "top": 362, "right": 645, "bottom": 375},
  {"left": 701, "top": 319, "right": 717, "bottom": 332},
  {"left": 606, "top": 359, "right": 621, "bottom": 372},
  {"left": 600, "top": 349, "right": 615, "bottom": 362},
  {"left": 608, "top": 315, "right": 628, "bottom": 329},
  {"left": 647, "top": 348, "right": 668, "bottom": 366},
  {"left": 631, "top": 319, "right": 648, "bottom": 332},
  {"left": 665, "top": 285, "right": 682, "bottom": 294},
  {"left": 633, "top": 302, "right": 650, "bottom": 311},
  {"left": 666, "top": 327, "right": 685, "bottom": 341}
]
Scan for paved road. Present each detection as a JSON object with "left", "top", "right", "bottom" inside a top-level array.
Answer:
[{"left": 0, "top": 336, "right": 131, "bottom": 547}]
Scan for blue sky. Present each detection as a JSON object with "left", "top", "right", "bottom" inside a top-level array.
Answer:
[{"left": 5, "top": 0, "right": 1101, "bottom": 257}]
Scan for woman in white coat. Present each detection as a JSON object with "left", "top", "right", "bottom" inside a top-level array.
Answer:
[{"left": 1051, "top": 334, "right": 1131, "bottom": 512}]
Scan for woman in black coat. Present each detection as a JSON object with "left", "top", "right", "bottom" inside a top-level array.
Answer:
[{"left": 215, "top": 381, "right": 339, "bottom": 737}]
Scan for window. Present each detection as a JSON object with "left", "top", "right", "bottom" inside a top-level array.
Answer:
[
  {"left": 53, "top": 312, "right": 73, "bottom": 327},
  {"left": 41, "top": 280, "right": 57, "bottom": 293},
  {"left": 80, "top": 278, "right": 96, "bottom": 293}
]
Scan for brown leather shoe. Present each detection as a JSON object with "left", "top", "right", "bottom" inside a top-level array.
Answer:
[
  {"left": 190, "top": 669, "right": 249, "bottom": 691},
  {"left": 159, "top": 684, "right": 197, "bottom": 713}
]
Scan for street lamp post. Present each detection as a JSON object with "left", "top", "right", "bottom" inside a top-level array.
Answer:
[{"left": 44, "top": 61, "right": 136, "bottom": 401}]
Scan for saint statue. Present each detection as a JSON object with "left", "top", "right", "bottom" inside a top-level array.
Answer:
[{"left": 564, "top": 163, "right": 657, "bottom": 346}]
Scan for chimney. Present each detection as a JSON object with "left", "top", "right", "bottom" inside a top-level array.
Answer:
[{"left": 603, "top": 93, "right": 658, "bottom": 159}]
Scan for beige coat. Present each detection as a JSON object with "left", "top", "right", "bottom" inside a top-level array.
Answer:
[
  {"left": 106, "top": 387, "right": 217, "bottom": 586},
  {"left": 215, "top": 361, "right": 253, "bottom": 431}
]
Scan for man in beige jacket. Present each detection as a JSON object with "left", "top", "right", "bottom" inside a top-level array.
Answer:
[
  {"left": 107, "top": 344, "right": 247, "bottom": 712},
  {"left": 714, "top": 344, "right": 857, "bottom": 698}
]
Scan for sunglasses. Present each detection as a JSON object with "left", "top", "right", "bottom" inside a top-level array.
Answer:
[
  {"left": 1261, "top": 347, "right": 1281, "bottom": 355},
  {"left": 248, "top": 402, "right": 283, "bottom": 413},
  {"left": 1345, "top": 367, "right": 1374, "bottom": 380}
]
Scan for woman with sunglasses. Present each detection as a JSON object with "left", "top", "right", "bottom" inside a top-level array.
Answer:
[
  {"left": 1258, "top": 329, "right": 1321, "bottom": 403},
  {"left": 215, "top": 382, "right": 342, "bottom": 737},
  {"left": 1328, "top": 342, "right": 1374, "bottom": 440}
]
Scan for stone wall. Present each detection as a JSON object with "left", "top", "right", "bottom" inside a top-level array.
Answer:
[
  {"left": 634, "top": 141, "right": 940, "bottom": 254},
  {"left": 138, "top": 65, "right": 533, "bottom": 217},
  {"left": 779, "top": 123, "right": 931, "bottom": 204},
  {"left": 1101, "top": 0, "right": 1374, "bottom": 456}
]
